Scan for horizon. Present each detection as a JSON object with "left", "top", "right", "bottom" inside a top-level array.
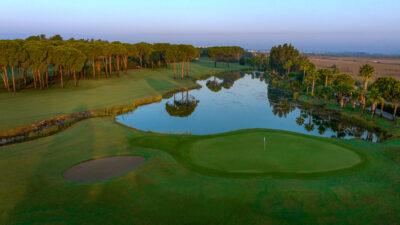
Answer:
[{"left": 1, "top": 0, "right": 400, "bottom": 54}]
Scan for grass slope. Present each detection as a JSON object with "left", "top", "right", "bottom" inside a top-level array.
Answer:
[
  {"left": 0, "top": 118, "right": 399, "bottom": 225},
  {"left": 0, "top": 58, "right": 246, "bottom": 132}
]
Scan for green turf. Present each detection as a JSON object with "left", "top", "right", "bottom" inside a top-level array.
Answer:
[
  {"left": 0, "top": 118, "right": 399, "bottom": 225},
  {"left": 0, "top": 58, "right": 246, "bottom": 131},
  {"left": 188, "top": 132, "right": 362, "bottom": 174},
  {"left": 0, "top": 59, "right": 399, "bottom": 225}
]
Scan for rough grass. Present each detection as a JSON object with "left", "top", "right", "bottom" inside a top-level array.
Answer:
[
  {"left": 0, "top": 118, "right": 399, "bottom": 225},
  {"left": 0, "top": 58, "right": 246, "bottom": 132}
]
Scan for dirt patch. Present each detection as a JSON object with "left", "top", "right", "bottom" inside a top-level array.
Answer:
[{"left": 63, "top": 155, "right": 146, "bottom": 182}]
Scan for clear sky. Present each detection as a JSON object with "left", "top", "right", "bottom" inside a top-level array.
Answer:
[{"left": 1, "top": 0, "right": 399, "bottom": 54}]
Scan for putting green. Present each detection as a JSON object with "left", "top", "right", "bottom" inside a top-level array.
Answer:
[{"left": 188, "top": 132, "right": 362, "bottom": 174}]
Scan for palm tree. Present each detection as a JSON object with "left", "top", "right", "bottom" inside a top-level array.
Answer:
[
  {"left": 371, "top": 77, "right": 397, "bottom": 117},
  {"left": 299, "top": 60, "right": 310, "bottom": 81},
  {"left": 320, "top": 86, "right": 332, "bottom": 105},
  {"left": 332, "top": 65, "right": 340, "bottom": 77},
  {"left": 358, "top": 64, "right": 375, "bottom": 114},
  {"left": 351, "top": 88, "right": 362, "bottom": 111},
  {"left": 390, "top": 80, "right": 400, "bottom": 121},
  {"left": 318, "top": 68, "right": 333, "bottom": 87},
  {"left": 333, "top": 74, "right": 355, "bottom": 111},
  {"left": 306, "top": 64, "right": 317, "bottom": 97},
  {"left": 283, "top": 60, "right": 293, "bottom": 78},
  {"left": 367, "top": 87, "right": 383, "bottom": 120}
]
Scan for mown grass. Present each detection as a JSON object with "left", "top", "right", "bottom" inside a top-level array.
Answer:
[
  {"left": 0, "top": 59, "right": 399, "bottom": 225},
  {"left": 129, "top": 130, "right": 366, "bottom": 178},
  {"left": 0, "top": 57, "right": 246, "bottom": 132},
  {"left": 0, "top": 118, "right": 399, "bottom": 225}
]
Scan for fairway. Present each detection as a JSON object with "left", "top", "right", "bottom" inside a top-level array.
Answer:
[
  {"left": 0, "top": 118, "right": 399, "bottom": 225},
  {"left": 188, "top": 132, "right": 362, "bottom": 174}
]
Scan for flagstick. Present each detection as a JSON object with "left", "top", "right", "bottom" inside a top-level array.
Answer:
[{"left": 264, "top": 137, "right": 266, "bottom": 151}]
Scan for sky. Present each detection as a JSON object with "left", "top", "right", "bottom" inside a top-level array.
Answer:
[{"left": 1, "top": 0, "right": 400, "bottom": 54}]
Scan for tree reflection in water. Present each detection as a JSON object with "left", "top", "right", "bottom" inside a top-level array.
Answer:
[
  {"left": 206, "top": 79, "right": 222, "bottom": 92},
  {"left": 206, "top": 72, "right": 244, "bottom": 92},
  {"left": 119, "top": 73, "right": 387, "bottom": 142},
  {"left": 266, "top": 81, "right": 385, "bottom": 142},
  {"left": 165, "top": 90, "right": 199, "bottom": 117}
]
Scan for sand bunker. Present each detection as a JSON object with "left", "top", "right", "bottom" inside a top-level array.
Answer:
[{"left": 63, "top": 155, "right": 146, "bottom": 182}]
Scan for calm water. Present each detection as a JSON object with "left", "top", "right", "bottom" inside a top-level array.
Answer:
[{"left": 116, "top": 72, "right": 382, "bottom": 142}]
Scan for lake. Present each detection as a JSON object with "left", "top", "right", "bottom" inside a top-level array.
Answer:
[{"left": 116, "top": 72, "right": 383, "bottom": 142}]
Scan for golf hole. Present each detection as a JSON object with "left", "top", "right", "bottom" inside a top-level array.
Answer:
[{"left": 63, "top": 155, "right": 146, "bottom": 182}]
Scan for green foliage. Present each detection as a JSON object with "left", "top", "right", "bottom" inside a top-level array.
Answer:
[
  {"left": 0, "top": 36, "right": 210, "bottom": 91},
  {"left": 333, "top": 73, "right": 355, "bottom": 95},
  {"left": 165, "top": 99, "right": 199, "bottom": 117},
  {"left": 318, "top": 68, "right": 333, "bottom": 86},
  {"left": 358, "top": 63, "right": 375, "bottom": 80},
  {"left": 268, "top": 43, "right": 300, "bottom": 74},
  {"left": 208, "top": 46, "right": 244, "bottom": 66}
]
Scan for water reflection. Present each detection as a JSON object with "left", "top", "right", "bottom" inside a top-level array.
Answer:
[
  {"left": 165, "top": 90, "right": 199, "bottom": 117},
  {"left": 206, "top": 72, "right": 244, "bottom": 92},
  {"left": 116, "top": 72, "right": 385, "bottom": 142}
]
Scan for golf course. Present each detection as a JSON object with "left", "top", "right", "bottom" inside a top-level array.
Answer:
[
  {"left": 0, "top": 56, "right": 399, "bottom": 224},
  {"left": 2, "top": 0, "right": 400, "bottom": 224}
]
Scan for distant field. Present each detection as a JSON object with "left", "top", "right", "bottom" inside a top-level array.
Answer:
[{"left": 309, "top": 55, "right": 400, "bottom": 80}]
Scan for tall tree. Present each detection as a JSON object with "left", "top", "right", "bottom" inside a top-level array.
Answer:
[
  {"left": 390, "top": 80, "right": 400, "bottom": 121},
  {"left": 318, "top": 68, "right": 333, "bottom": 87},
  {"left": 283, "top": 60, "right": 293, "bottom": 78},
  {"left": 370, "top": 77, "right": 396, "bottom": 117},
  {"left": 0, "top": 40, "right": 11, "bottom": 90},
  {"left": 123, "top": 43, "right": 139, "bottom": 73},
  {"left": 367, "top": 86, "right": 383, "bottom": 120},
  {"left": 358, "top": 64, "right": 375, "bottom": 114},
  {"left": 268, "top": 43, "right": 300, "bottom": 75},
  {"left": 165, "top": 45, "right": 180, "bottom": 79},
  {"left": 177, "top": 45, "right": 187, "bottom": 80},
  {"left": 332, "top": 65, "right": 340, "bottom": 77},
  {"left": 51, "top": 45, "right": 69, "bottom": 88},
  {"left": 183, "top": 45, "right": 199, "bottom": 77},
  {"left": 134, "top": 42, "right": 152, "bottom": 68},
  {"left": 25, "top": 41, "right": 50, "bottom": 89},
  {"left": 71, "top": 49, "right": 87, "bottom": 87},
  {"left": 305, "top": 63, "right": 317, "bottom": 97},
  {"left": 333, "top": 73, "right": 355, "bottom": 111},
  {"left": 299, "top": 57, "right": 310, "bottom": 81}
]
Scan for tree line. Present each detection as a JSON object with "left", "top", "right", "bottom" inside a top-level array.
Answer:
[
  {"left": 0, "top": 35, "right": 203, "bottom": 92},
  {"left": 258, "top": 43, "right": 400, "bottom": 121},
  {"left": 198, "top": 46, "right": 244, "bottom": 68}
]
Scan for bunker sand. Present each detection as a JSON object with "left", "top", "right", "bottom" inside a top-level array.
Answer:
[{"left": 63, "top": 155, "right": 146, "bottom": 182}]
